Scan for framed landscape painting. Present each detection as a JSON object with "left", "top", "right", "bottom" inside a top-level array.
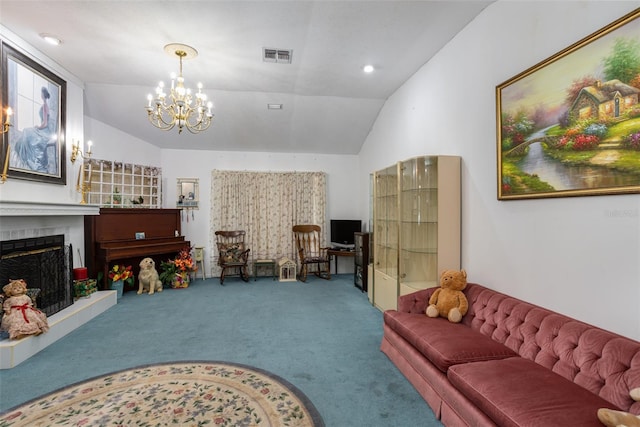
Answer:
[
  {"left": 496, "top": 8, "right": 640, "bottom": 200},
  {"left": 1, "top": 42, "right": 66, "bottom": 184}
]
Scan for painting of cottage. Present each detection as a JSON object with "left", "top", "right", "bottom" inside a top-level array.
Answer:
[
  {"left": 497, "top": 9, "right": 640, "bottom": 200},
  {"left": 570, "top": 79, "right": 640, "bottom": 122}
]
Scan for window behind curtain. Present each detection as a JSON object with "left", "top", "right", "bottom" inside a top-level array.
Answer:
[{"left": 210, "top": 170, "right": 326, "bottom": 274}]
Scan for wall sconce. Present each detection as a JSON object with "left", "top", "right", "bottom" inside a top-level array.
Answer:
[
  {"left": 70, "top": 139, "right": 93, "bottom": 204},
  {"left": 1, "top": 107, "right": 11, "bottom": 134},
  {"left": 1, "top": 107, "right": 13, "bottom": 184}
]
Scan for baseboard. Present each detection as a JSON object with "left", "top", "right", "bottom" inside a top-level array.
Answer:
[{"left": 0, "top": 291, "right": 117, "bottom": 369}]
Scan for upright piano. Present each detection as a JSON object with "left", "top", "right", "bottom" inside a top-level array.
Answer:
[{"left": 84, "top": 208, "right": 190, "bottom": 289}]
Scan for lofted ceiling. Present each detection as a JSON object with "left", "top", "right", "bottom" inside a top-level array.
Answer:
[{"left": 0, "top": 1, "right": 492, "bottom": 154}]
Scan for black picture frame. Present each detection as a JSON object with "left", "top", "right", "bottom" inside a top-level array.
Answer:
[{"left": 1, "top": 42, "right": 66, "bottom": 184}]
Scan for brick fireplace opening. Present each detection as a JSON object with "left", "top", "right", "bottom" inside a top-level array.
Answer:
[{"left": 0, "top": 234, "right": 74, "bottom": 317}]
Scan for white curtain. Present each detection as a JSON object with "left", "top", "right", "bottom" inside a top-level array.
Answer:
[{"left": 210, "top": 170, "right": 327, "bottom": 275}]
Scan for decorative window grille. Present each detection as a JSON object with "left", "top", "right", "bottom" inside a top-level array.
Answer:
[{"left": 84, "top": 159, "right": 162, "bottom": 208}]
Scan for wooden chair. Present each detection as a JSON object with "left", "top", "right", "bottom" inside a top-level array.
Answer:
[
  {"left": 215, "top": 230, "right": 250, "bottom": 285},
  {"left": 292, "top": 224, "right": 331, "bottom": 282}
]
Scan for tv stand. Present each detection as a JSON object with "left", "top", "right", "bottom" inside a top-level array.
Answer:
[{"left": 327, "top": 249, "right": 355, "bottom": 275}]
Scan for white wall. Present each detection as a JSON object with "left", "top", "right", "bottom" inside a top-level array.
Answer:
[
  {"left": 79, "top": 122, "right": 360, "bottom": 274},
  {"left": 160, "top": 149, "right": 359, "bottom": 274},
  {"left": 0, "top": 27, "right": 89, "bottom": 266},
  {"left": 6, "top": 2, "right": 638, "bottom": 339},
  {"left": 67, "top": 115, "right": 362, "bottom": 275},
  {"left": 0, "top": 26, "right": 85, "bottom": 206},
  {"left": 83, "top": 117, "right": 161, "bottom": 167},
  {"left": 0, "top": 25, "right": 376, "bottom": 281},
  {"left": 358, "top": 1, "right": 640, "bottom": 339}
]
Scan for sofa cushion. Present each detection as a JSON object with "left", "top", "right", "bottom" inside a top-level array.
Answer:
[
  {"left": 448, "top": 357, "right": 619, "bottom": 427},
  {"left": 462, "top": 283, "right": 640, "bottom": 413},
  {"left": 383, "top": 311, "right": 518, "bottom": 372}
]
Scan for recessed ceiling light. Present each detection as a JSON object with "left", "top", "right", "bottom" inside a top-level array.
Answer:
[
  {"left": 40, "top": 33, "right": 62, "bottom": 46},
  {"left": 363, "top": 65, "right": 375, "bottom": 73},
  {"left": 267, "top": 104, "right": 283, "bottom": 110}
]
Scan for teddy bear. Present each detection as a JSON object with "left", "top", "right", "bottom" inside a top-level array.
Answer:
[
  {"left": 597, "top": 388, "right": 640, "bottom": 427},
  {"left": 1, "top": 279, "right": 49, "bottom": 340},
  {"left": 425, "top": 269, "right": 469, "bottom": 323}
]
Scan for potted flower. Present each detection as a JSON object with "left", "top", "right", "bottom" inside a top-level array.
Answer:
[
  {"left": 158, "top": 259, "right": 178, "bottom": 287},
  {"left": 108, "top": 264, "right": 134, "bottom": 299},
  {"left": 159, "top": 246, "right": 197, "bottom": 288}
]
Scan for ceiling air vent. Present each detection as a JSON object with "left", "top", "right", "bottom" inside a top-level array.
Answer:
[{"left": 263, "top": 48, "right": 293, "bottom": 64}]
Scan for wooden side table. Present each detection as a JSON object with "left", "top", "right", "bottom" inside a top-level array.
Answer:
[
  {"left": 254, "top": 259, "right": 276, "bottom": 281},
  {"left": 327, "top": 249, "right": 355, "bottom": 274}
]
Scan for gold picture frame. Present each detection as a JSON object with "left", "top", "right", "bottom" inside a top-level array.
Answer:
[{"left": 497, "top": 8, "right": 640, "bottom": 200}]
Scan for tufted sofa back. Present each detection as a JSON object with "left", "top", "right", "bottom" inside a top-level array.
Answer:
[{"left": 456, "top": 283, "right": 640, "bottom": 413}]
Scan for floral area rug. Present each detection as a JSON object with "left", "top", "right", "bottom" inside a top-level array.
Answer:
[{"left": 0, "top": 361, "right": 324, "bottom": 427}]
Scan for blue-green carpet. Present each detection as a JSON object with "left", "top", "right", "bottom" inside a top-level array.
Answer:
[{"left": 0, "top": 275, "right": 441, "bottom": 426}]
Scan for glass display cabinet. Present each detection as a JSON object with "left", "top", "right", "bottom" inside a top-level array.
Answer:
[
  {"left": 372, "top": 155, "right": 460, "bottom": 311},
  {"left": 367, "top": 173, "right": 374, "bottom": 303},
  {"left": 373, "top": 163, "right": 399, "bottom": 311},
  {"left": 399, "top": 156, "right": 460, "bottom": 296}
]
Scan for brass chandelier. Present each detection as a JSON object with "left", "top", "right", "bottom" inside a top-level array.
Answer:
[{"left": 146, "top": 43, "right": 213, "bottom": 134}]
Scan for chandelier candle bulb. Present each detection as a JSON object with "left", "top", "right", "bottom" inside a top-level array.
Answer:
[
  {"left": 2, "top": 107, "right": 12, "bottom": 137},
  {"left": 145, "top": 43, "right": 213, "bottom": 134},
  {"left": 5, "top": 107, "right": 12, "bottom": 125}
]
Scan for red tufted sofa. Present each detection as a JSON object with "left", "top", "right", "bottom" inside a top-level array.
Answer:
[{"left": 381, "top": 283, "right": 640, "bottom": 426}]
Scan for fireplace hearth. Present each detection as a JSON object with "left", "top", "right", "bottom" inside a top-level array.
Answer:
[{"left": 0, "top": 235, "right": 73, "bottom": 316}]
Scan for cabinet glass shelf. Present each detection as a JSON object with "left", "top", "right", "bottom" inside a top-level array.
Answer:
[
  {"left": 401, "top": 248, "right": 438, "bottom": 254},
  {"left": 372, "top": 156, "right": 460, "bottom": 311}
]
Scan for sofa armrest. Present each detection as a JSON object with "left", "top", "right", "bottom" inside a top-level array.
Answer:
[{"left": 397, "top": 288, "right": 437, "bottom": 313}]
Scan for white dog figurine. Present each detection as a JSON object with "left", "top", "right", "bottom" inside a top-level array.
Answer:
[{"left": 137, "top": 257, "right": 163, "bottom": 295}]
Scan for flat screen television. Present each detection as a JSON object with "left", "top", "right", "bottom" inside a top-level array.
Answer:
[{"left": 330, "top": 219, "right": 362, "bottom": 248}]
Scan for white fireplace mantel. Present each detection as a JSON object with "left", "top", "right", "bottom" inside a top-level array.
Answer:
[{"left": 0, "top": 200, "right": 100, "bottom": 217}]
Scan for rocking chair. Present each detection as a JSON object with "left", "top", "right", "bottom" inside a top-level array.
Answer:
[
  {"left": 215, "top": 230, "right": 250, "bottom": 285},
  {"left": 292, "top": 224, "right": 331, "bottom": 282}
]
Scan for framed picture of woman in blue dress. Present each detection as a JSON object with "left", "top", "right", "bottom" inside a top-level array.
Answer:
[{"left": 1, "top": 42, "right": 66, "bottom": 184}]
